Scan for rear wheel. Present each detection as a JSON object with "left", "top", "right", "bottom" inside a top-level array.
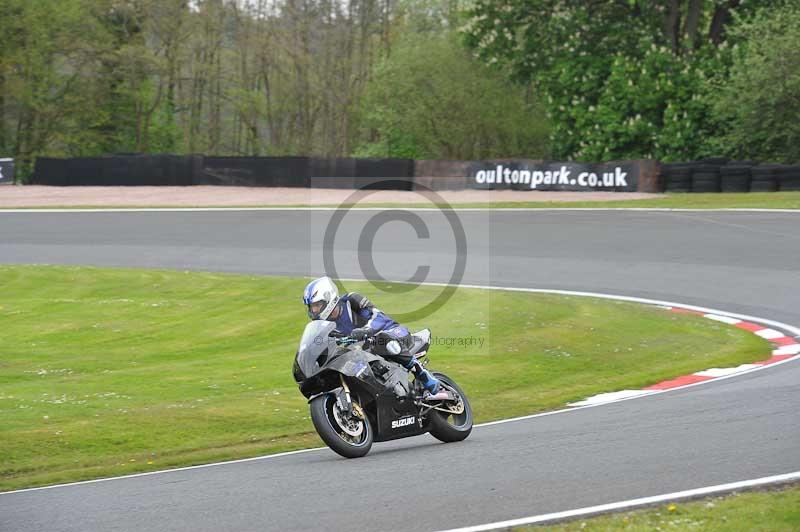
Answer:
[
  {"left": 309, "top": 393, "right": 373, "bottom": 458},
  {"left": 427, "top": 372, "right": 473, "bottom": 443}
]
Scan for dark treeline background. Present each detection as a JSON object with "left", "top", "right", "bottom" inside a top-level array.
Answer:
[{"left": 1, "top": 0, "right": 798, "bottom": 179}]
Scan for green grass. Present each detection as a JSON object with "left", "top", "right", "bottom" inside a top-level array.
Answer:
[
  {"left": 0, "top": 265, "right": 770, "bottom": 491},
  {"left": 2, "top": 192, "right": 798, "bottom": 210},
  {"left": 314, "top": 191, "right": 800, "bottom": 210},
  {"left": 520, "top": 483, "right": 800, "bottom": 531}
]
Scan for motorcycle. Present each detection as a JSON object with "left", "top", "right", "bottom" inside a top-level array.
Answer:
[{"left": 292, "top": 320, "right": 473, "bottom": 458}]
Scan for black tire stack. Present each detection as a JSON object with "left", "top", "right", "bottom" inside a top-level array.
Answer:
[
  {"left": 662, "top": 163, "right": 692, "bottom": 192},
  {"left": 776, "top": 165, "right": 800, "bottom": 191},
  {"left": 691, "top": 162, "right": 722, "bottom": 193},
  {"left": 656, "top": 158, "right": 797, "bottom": 193},
  {"left": 749, "top": 165, "right": 779, "bottom": 192},
  {"left": 719, "top": 163, "right": 751, "bottom": 192}
]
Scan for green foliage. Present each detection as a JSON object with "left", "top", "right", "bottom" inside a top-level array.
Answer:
[
  {"left": 145, "top": 103, "right": 182, "bottom": 154},
  {"left": 0, "top": 0, "right": 109, "bottom": 177},
  {"left": 3, "top": 0, "right": 795, "bottom": 168},
  {"left": 462, "top": 0, "right": 774, "bottom": 161},
  {"left": 357, "top": 33, "right": 549, "bottom": 159},
  {"left": 576, "top": 43, "right": 727, "bottom": 162},
  {"left": 0, "top": 0, "right": 182, "bottom": 176},
  {"left": 707, "top": 3, "right": 800, "bottom": 163}
]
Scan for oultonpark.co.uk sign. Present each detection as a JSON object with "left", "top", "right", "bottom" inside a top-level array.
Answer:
[{"left": 469, "top": 162, "right": 638, "bottom": 191}]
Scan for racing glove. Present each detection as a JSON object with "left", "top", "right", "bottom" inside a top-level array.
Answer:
[{"left": 350, "top": 327, "right": 375, "bottom": 340}]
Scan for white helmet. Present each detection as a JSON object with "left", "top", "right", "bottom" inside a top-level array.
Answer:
[{"left": 302, "top": 276, "right": 340, "bottom": 320}]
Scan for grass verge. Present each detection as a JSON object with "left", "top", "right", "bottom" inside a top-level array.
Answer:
[
  {"left": 314, "top": 191, "right": 800, "bottom": 210},
  {"left": 1, "top": 192, "right": 799, "bottom": 210},
  {"left": 0, "top": 265, "right": 770, "bottom": 491},
  {"left": 520, "top": 483, "right": 800, "bottom": 531}
]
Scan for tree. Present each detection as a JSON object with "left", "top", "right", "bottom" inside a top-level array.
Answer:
[
  {"left": 707, "top": 4, "right": 800, "bottom": 163},
  {"left": 356, "top": 32, "right": 549, "bottom": 159},
  {"left": 461, "top": 0, "right": 774, "bottom": 161},
  {"left": 0, "top": 0, "right": 109, "bottom": 176}
]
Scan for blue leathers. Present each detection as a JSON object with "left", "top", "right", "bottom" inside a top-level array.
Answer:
[
  {"left": 332, "top": 293, "right": 439, "bottom": 394},
  {"left": 332, "top": 293, "right": 406, "bottom": 336}
]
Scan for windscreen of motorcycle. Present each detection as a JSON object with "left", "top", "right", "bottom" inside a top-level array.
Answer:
[{"left": 293, "top": 320, "right": 337, "bottom": 381}]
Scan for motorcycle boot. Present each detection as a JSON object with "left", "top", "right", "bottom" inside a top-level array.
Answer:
[{"left": 406, "top": 359, "right": 440, "bottom": 395}]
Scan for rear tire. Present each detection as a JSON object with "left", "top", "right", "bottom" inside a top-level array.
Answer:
[
  {"left": 310, "top": 394, "right": 373, "bottom": 458},
  {"left": 427, "top": 373, "right": 473, "bottom": 443}
]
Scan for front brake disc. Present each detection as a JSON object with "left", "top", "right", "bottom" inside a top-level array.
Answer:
[{"left": 333, "top": 403, "right": 364, "bottom": 437}]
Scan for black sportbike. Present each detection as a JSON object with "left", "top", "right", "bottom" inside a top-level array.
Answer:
[{"left": 292, "top": 321, "right": 473, "bottom": 458}]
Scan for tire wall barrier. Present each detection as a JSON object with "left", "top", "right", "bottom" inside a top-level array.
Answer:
[
  {"left": 200, "top": 156, "right": 310, "bottom": 187},
  {"left": 29, "top": 155, "right": 799, "bottom": 192},
  {"left": 661, "top": 158, "right": 800, "bottom": 193},
  {"left": 31, "top": 155, "right": 415, "bottom": 190}
]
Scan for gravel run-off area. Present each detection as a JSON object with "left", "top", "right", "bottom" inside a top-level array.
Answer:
[{"left": 0, "top": 186, "right": 663, "bottom": 207}]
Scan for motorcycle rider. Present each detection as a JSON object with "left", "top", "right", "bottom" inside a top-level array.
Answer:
[{"left": 302, "top": 276, "right": 441, "bottom": 395}]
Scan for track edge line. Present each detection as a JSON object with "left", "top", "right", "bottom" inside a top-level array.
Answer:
[{"left": 433, "top": 471, "right": 800, "bottom": 532}]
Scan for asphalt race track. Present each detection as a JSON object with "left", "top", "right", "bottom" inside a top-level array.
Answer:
[{"left": 1, "top": 209, "right": 799, "bottom": 531}]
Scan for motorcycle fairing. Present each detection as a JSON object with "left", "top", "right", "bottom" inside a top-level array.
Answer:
[{"left": 372, "top": 365, "right": 427, "bottom": 442}]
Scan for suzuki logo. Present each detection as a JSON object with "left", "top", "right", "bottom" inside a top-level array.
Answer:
[{"left": 391, "top": 416, "right": 415, "bottom": 429}]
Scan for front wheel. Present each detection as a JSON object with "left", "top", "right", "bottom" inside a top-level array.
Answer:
[
  {"left": 427, "top": 372, "right": 473, "bottom": 443},
  {"left": 309, "top": 393, "right": 373, "bottom": 458}
]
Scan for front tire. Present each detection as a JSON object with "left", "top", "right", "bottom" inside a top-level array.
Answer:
[
  {"left": 309, "top": 393, "right": 373, "bottom": 458},
  {"left": 427, "top": 372, "right": 473, "bottom": 443}
]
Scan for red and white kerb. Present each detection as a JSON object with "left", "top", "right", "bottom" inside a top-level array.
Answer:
[{"left": 569, "top": 307, "right": 800, "bottom": 407}]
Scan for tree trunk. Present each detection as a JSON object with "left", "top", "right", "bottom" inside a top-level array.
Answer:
[
  {"left": 0, "top": 71, "right": 6, "bottom": 153},
  {"left": 141, "top": 82, "right": 164, "bottom": 152},
  {"left": 709, "top": 1, "right": 740, "bottom": 45},
  {"left": 683, "top": 0, "right": 703, "bottom": 50},
  {"left": 664, "top": 0, "right": 682, "bottom": 54}
]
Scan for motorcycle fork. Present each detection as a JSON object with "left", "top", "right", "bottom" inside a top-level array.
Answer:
[{"left": 338, "top": 375, "right": 365, "bottom": 420}]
